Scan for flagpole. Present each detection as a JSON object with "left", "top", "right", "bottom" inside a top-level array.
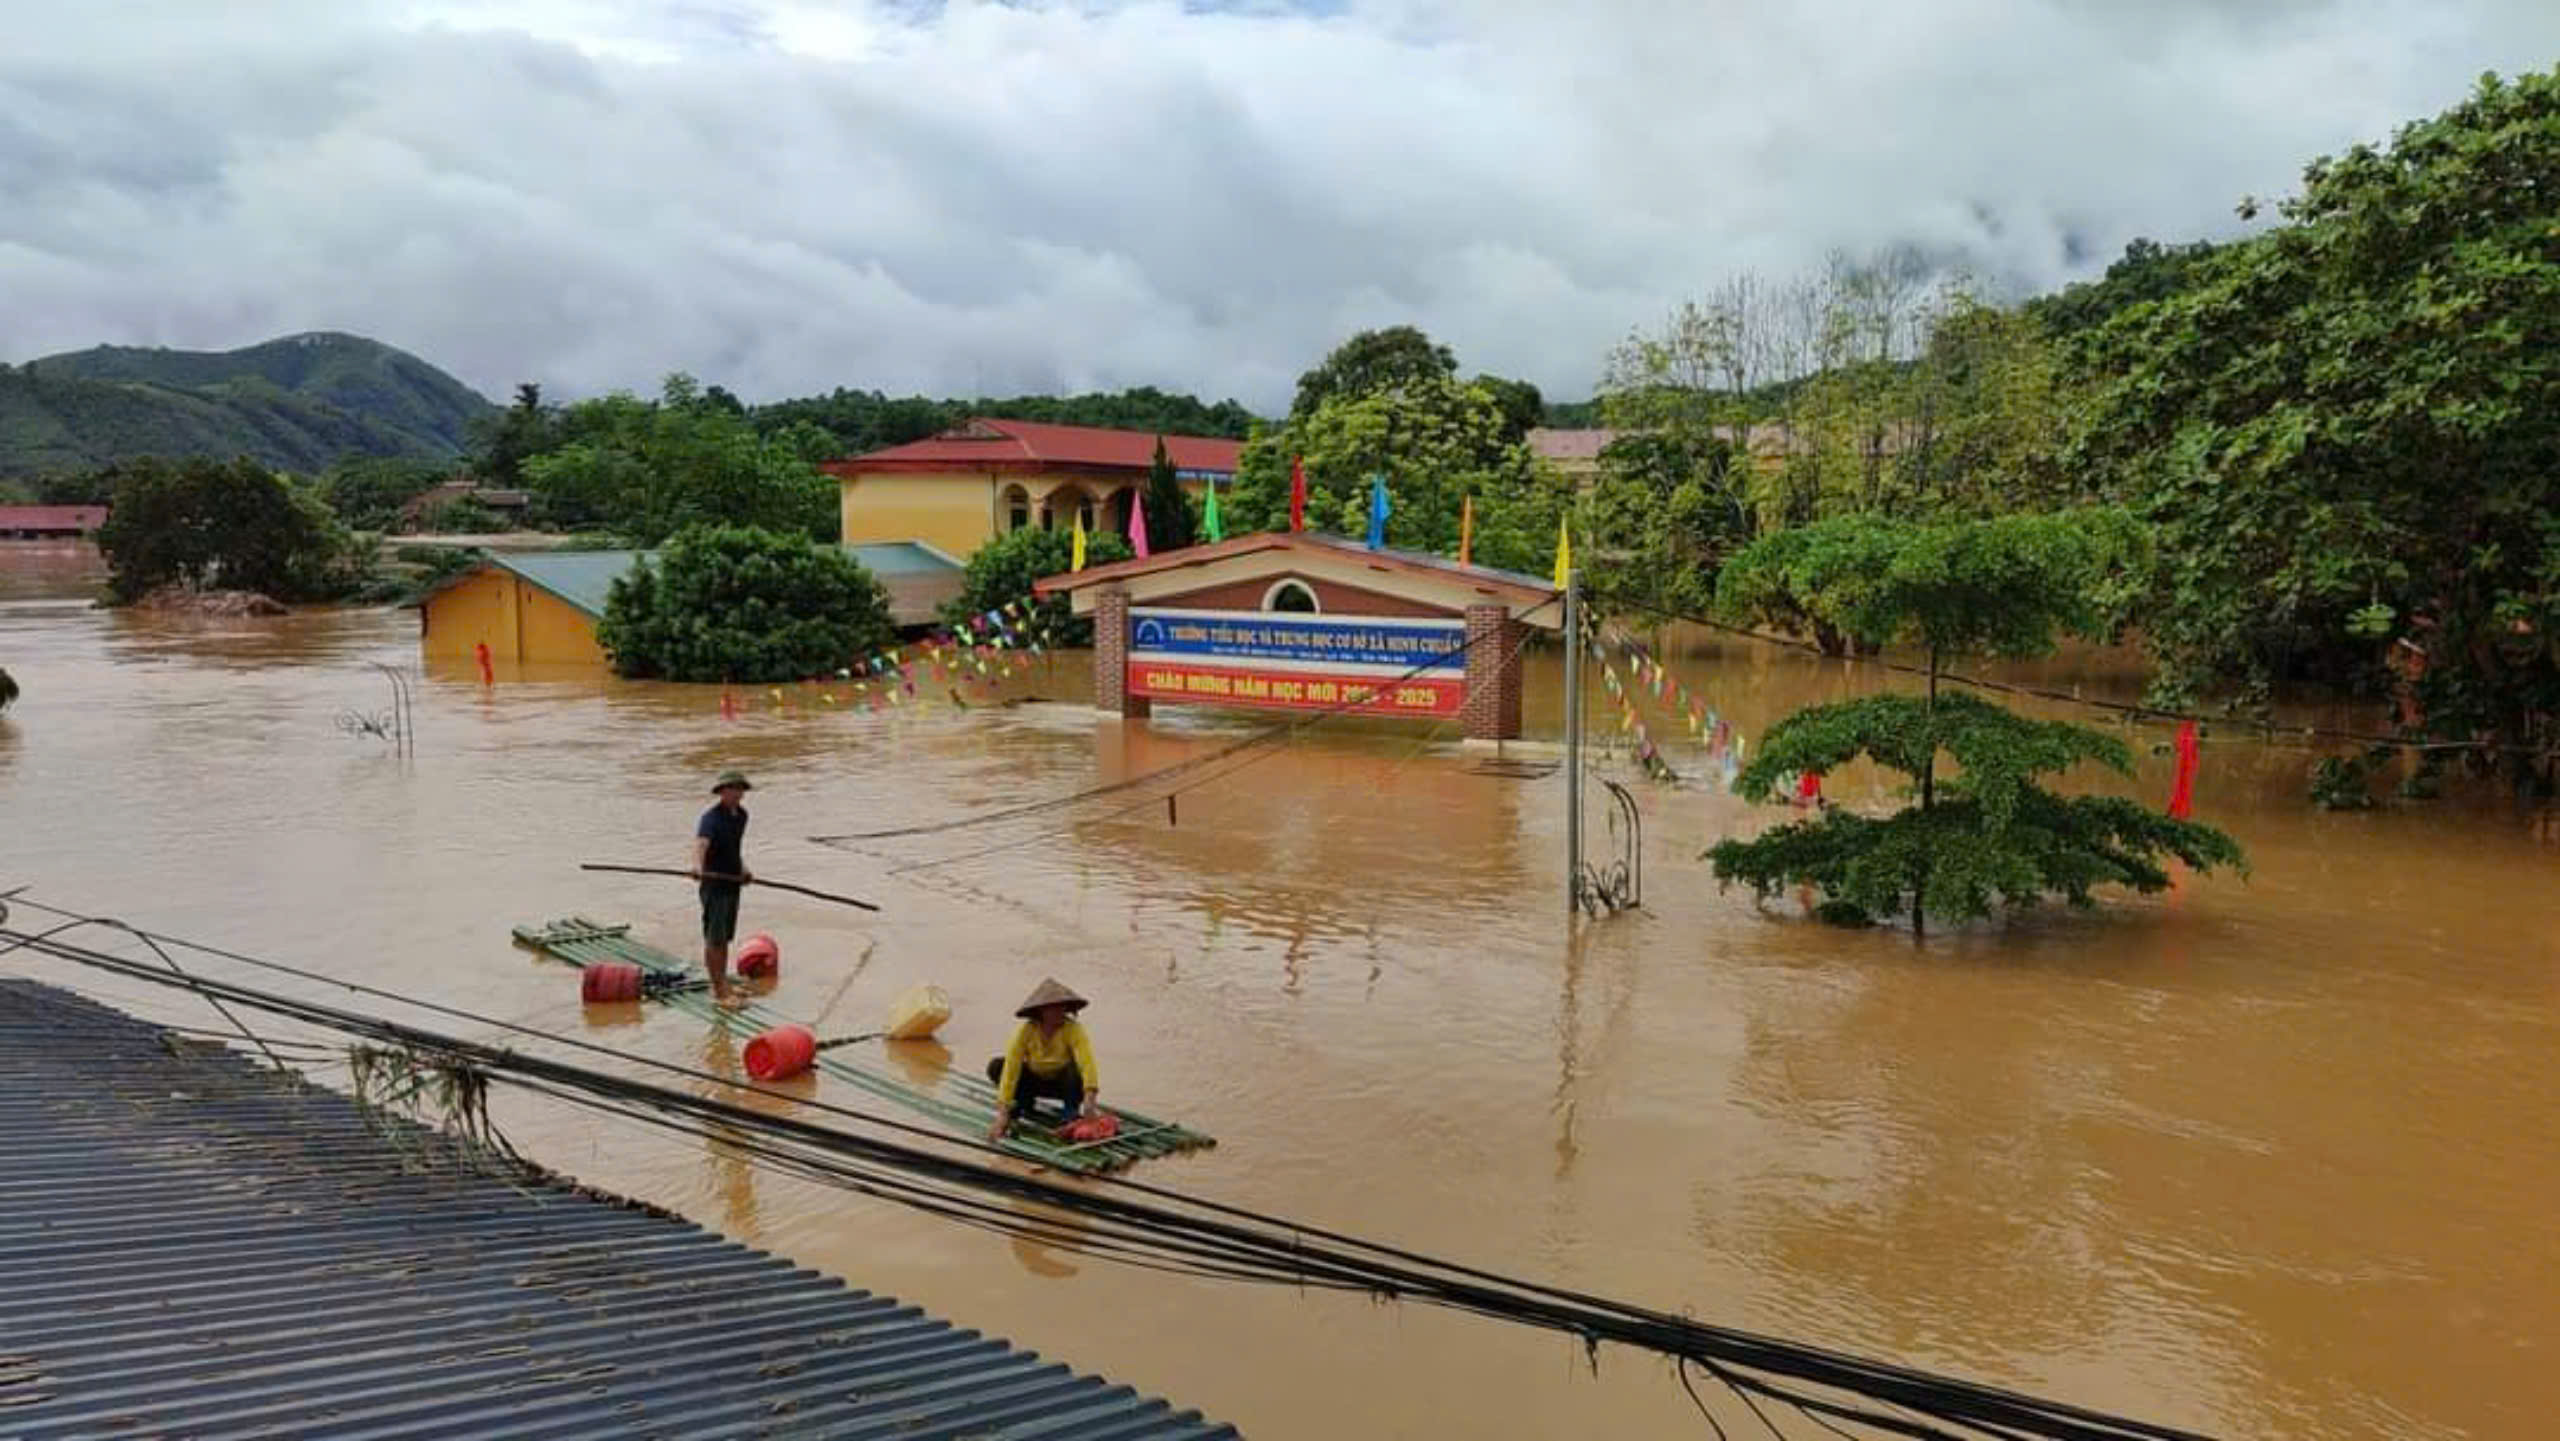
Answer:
[{"left": 1565, "top": 565, "right": 1583, "bottom": 916}]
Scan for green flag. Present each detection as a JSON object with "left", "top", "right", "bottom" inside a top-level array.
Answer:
[{"left": 1203, "top": 475, "right": 1224, "bottom": 542}]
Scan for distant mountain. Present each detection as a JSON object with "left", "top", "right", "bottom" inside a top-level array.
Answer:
[{"left": 0, "top": 332, "right": 494, "bottom": 477}]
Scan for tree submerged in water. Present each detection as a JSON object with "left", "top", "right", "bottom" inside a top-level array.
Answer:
[
  {"left": 1706, "top": 510, "right": 2246, "bottom": 936},
  {"left": 0, "top": 665, "right": 16, "bottom": 713}
]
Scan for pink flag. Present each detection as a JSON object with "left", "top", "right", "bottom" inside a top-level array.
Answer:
[{"left": 1130, "top": 492, "right": 1151, "bottom": 558}]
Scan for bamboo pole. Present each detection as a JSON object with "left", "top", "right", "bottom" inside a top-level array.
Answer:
[{"left": 578, "top": 863, "right": 879, "bottom": 913}]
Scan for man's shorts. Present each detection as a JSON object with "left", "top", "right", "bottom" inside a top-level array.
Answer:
[{"left": 699, "top": 882, "right": 742, "bottom": 945}]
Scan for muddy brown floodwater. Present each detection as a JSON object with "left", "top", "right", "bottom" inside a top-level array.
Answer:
[{"left": 3, "top": 547, "right": 2555, "bottom": 1438}]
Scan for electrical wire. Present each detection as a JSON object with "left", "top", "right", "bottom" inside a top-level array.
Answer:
[
  {"left": 2, "top": 900, "right": 2216, "bottom": 1441},
  {"left": 1590, "top": 586, "right": 2524, "bottom": 758},
  {"left": 810, "top": 594, "right": 1562, "bottom": 847}
]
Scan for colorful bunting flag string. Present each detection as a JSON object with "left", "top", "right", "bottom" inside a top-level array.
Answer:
[{"left": 1593, "top": 629, "right": 1752, "bottom": 792}]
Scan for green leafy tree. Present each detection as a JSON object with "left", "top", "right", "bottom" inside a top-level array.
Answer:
[
  {"left": 943, "top": 524, "right": 1133, "bottom": 646},
  {"left": 2070, "top": 69, "right": 2560, "bottom": 787},
  {"left": 1707, "top": 511, "right": 2245, "bottom": 936},
  {"left": 522, "top": 375, "right": 834, "bottom": 545},
  {"left": 1289, "top": 326, "right": 1457, "bottom": 420},
  {"left": 1471, "top": 374, "right": 1545, "bottom": 442},
  {"left": 473, "top": 383, "right": 555, "bottom": 489},
  {"left": 94, "top": 456, "right": 370, "bottom": 602},
  {"left": 320, "top": 456, "right": 450, "bottom": 532},
  {"left": 1229, "top": 374, "right": 1564, "bottom": 573},
  {"left": 1138, "top": 436, "right": 1198, "bottom": 552},
  {"left": 1576, "top": 430, "right": 1747, "bottom": 618},
  {"left": 2028, "top": 237, "right": 2222, "bottom": 341},
  {"left": 0, "top": 666, "right": 17, "bottom": 713},
  {"left": 597, "top": 525, "right": 893, "bottom": 683}
]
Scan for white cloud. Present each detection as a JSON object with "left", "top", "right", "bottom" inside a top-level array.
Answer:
[{"left": 2, "top": 0, "right": 2554, "bottom": 412}]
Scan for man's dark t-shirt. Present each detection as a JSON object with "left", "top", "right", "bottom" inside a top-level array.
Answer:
[{"left": 697, "top": 804, "right": 749, "bottom": 882}]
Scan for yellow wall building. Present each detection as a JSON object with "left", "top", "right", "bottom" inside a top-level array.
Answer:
[
  {"left": 413, "top": 551, "right": 633, "bottom": 665},
  {"left": 413, "top": 544, "right": 964, "bottom": 667},
  {"left": 826, "top": 418, "right": 1244, "bottom": 561}
]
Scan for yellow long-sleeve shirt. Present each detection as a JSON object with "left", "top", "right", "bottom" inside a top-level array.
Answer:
[{"left": 994, "top": 1018, "right": 1097, "bottom": 1110}]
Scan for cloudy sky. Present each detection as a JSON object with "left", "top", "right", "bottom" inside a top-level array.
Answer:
[{"left": 4, "top": 1, "right": 2555, "bottom": 412}]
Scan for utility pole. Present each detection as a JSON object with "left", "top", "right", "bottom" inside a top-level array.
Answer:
[{"left": 1564, "top": 566, "right": 1582, "bottom": 915}]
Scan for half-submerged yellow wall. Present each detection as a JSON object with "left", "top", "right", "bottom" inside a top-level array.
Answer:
[
  {"left": 418, "top": 567, "right": 609, "bottom": 665},
  {"left": 838, "top": 471, "right": 996, "bottom": 559}
]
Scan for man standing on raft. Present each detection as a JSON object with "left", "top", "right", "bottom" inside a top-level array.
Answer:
[
  {"left": 986, "top": 978, "right": 1100, "bottom": 1140},
  {"left": 691, "top": 770, "right": 753, "bottom": 1001}
]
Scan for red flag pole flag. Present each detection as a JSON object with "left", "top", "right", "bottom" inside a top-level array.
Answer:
[
  {"left": 1129, "top": 489, "right": 1151, "bottom": 559},
  {"left": 2167, "top": 719, "right": 2199, "bottom": 818},
  {"left": 1289, "top": 455, "right": 1308, "bottom": 533}
]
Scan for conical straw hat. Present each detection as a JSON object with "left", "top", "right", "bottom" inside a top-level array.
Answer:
[{"left": 1014, "top": 977, "right": 1088, "bottom": 1018}]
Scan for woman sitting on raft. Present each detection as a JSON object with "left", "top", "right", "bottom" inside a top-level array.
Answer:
[{"left": 985, "top": 978, "right": 1100, "bottom": 1140}]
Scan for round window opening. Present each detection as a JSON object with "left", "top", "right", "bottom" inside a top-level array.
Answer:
[{"left": 1263, "top": 580, "right": 1320, "bottom": 614}]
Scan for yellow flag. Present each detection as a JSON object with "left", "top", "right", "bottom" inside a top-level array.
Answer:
[
  {"left": 1071, "top": 509, "right": 1088, "bottom": 572},
  {"left": 1551, "top": 514, "right": 1572, "bottom": 588},
  {"left": 1459, "top": 495, "right": 1474, "bottom": 567}
]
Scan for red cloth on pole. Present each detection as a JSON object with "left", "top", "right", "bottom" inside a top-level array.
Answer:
[
  {"left": 473, "top": 641, "right": 492, "bottom": 687},
  {"left": 1289, "top": 455, "right": 1307, "bottom": 533},
  {"left": 2167, "top": 719, "right": 2199, "bottom": 819}
]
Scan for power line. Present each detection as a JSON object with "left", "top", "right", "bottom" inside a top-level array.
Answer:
[
  {"left": 1590, "top": 588, "right": 2512, "bottom": 757},
  {"left": 3, "top": 898, "right": 2212, "bottom": 1441},
  {"left": 810, "top": 594, "right": 1562, "bottom": 848}
]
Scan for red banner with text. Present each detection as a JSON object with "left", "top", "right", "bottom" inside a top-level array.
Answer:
[{"left": 1126, "top": 659, "right": 1464, "bottom": 718}]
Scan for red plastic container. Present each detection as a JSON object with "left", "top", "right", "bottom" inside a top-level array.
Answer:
[
  {"left": 743, "top": 1023, "right": 817, "bottom": 1081},
  {"left": 580, "top": 962, "right": 643, "bottom": 1003},
  {"left": 734, "top": 933, "right": 780, "bottom": 979}
]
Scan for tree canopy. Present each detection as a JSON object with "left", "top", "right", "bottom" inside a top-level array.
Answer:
[
  {"left": 1706, "top": 511, "right": 2241, "bottom": 934},
  {"left": 522, "top": 375, "right": 836, "bottom": 545},
  {"left": 1289, "top": 326, "right": 1457, "bottom": 420},
  {"left": 597, "top": 525, "right": 893, "bottom": 683},
  {"left": 94, "top": 456, "right": 370, "bottom": 603},
  {"left": 2069, "top": 67, "right": 2560, "bottom": 782},
  {"left": 1228, "top": 372, "right": 1565, "bottom": 574}
]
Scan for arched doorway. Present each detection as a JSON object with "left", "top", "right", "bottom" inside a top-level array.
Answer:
[
  {"left": 1263, "top": 578, "right": 1321, "bottom": 613},
  {"left": 1103, "top": 487, "right": 1135, "bottom": 539},
  {"left": 1043, "top": 484, "right": 1094, "bottom": 534}
]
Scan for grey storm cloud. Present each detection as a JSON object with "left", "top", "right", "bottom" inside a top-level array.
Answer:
[{"left": 4, "top": 0, "right": 2557, "bottom": 412}]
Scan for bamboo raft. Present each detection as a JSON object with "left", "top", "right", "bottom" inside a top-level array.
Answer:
[{"left": 512, "top": 917, "right": 1216, "bottom": 1175}]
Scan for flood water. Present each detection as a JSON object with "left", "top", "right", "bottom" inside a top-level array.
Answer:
[{"left": 3, "top": 545, "right": 2554, "bottom": 1438}]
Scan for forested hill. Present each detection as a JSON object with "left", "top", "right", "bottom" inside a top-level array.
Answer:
[{"left": 1, "top": 332, "right": 494, "bottom": 477}]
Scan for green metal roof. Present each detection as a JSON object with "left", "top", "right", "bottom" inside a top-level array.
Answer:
[
  {"left": 415, "top": 542, "right": 962, "bottom": 623},
  {"left": 847, "top": 539, "right": 964, "bottom": 576},
  {"left": 485, "top": 549, "right": 648, "bottom": 619}
]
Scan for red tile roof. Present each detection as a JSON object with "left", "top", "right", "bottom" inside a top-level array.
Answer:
[
  {"left": 0, "top": 505, "right": 107, "bottom": 532},
  {"left": 827, "top": 418, "right": 1243, "bottom": 477},
  {"left": 1033, "top": 529, "right": 1557, "bottom": 606}
]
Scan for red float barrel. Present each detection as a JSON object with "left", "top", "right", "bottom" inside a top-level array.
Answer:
[
  {"left": 743, "top": 1024, "right": 817, "bottom": 1082},
  {"left": 581, "top": 962, "right": 643, "bottom": 1003},
  {"left": 734, "top": 933, "right": 780, "bottom": 979}
]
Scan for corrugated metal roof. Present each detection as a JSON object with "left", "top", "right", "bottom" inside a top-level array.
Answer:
[
  {"left": 0, "top": 980, "right": 1237, "bottom": 1440},
  {"left": 846, "top": 540, "right": 963, "bottom": 577},
  {"left": 416, "top": 544, "right": 963, "bottom": 629}
]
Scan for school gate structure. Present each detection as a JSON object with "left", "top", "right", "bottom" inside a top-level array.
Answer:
[{"left": 1034, "top": 532, "right": 1560, "bottom": 741}]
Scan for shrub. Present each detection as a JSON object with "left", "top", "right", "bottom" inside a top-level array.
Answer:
[
  {"left": 943, "top": 524, "right": 1132, "bottom": 646},
  {"left": 599, "top": 525, "right": 893, "bottom": 683}
]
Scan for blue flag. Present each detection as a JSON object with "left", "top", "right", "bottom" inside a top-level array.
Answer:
[{"left": 1366, "top": 473, "right": 1390, "bottom": 549}]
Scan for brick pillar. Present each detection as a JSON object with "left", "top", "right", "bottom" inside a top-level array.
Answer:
[
  {"left": 1092, "top": 588, "right": 1150, "bottom": 719},
  {"left": 1461, "top": 603, "right": 1524, "bottom": 741}
]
